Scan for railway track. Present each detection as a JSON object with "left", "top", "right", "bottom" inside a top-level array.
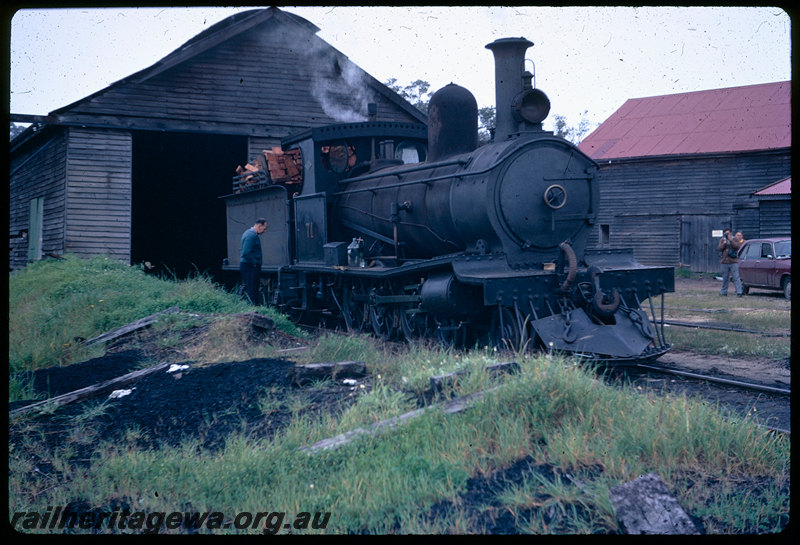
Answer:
[
  {"left": 663, "top": 320, "right": 790, "bottom": 337},
  {"left": 634, "top": 363, "right": 791, "bottom": 396},
  {"left": 612, "top": 360, "right": 791, "bottom": 435},
  {"left": 300, "top": 318, "right": 792, "bottom": 433}
]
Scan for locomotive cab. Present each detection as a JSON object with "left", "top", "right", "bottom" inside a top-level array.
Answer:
[
  {"left": 222, "top": 116, "right": 428, "bottom": 272},
  {"left": 281, "top": 117, "right": 428, "bottom": 194},
  {"left": 281, "top": 118, "right": 428, "bottom": 266}
]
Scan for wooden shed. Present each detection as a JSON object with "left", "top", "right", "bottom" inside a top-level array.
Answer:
[
  {"left": 578, "top": 81, "right": 790, "bottom": 273},
  {"left": 9, "top": 7, "right": 426, "bottom": 277},
  {"left": 751, "top": 177, "right": 791, "bottom": 237}
]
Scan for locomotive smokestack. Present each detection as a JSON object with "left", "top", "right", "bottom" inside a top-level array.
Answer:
[{"left": 486, "top": 37, "right": 533, "bottom": 140}]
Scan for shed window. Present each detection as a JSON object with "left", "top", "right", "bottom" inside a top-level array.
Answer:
[{"left": 600, "top": 224, "right": 610, "bottom": 246}]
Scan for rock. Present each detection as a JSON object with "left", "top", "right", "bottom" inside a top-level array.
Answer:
[{"left": 609, "top": 473, "right": 699, "bottom": 534}]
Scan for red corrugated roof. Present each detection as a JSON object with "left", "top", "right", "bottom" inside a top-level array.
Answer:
[
  {"left": 753, "top": 177, "right": 791, "bottom": 196},
  {"left": 578, "top": 81, "right": 790, "bottom": 160}
]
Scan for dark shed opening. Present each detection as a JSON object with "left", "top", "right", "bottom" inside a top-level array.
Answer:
[{"left": 131, "top": 131, "right": 247, "bottom": 279}]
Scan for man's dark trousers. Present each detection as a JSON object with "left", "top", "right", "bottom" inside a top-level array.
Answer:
[{"left": 240, "top": 262, "right": 261, "bottom": 305}]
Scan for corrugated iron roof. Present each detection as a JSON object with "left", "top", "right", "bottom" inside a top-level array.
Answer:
[
  {"left": 753, "top": 177, "right": 791, "bottom": 196},
  {"left": 578, "top": 81, "right": 790, "bottom": 160}
]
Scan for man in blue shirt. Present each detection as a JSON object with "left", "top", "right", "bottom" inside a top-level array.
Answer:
[{"left": 240, "top": 218, "right": 268, "bottom": 304}]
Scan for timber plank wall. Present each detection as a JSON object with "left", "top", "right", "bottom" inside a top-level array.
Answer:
[
  {"left": 588, "top": 149, "right": 791, "bottom": 268},
  {"left": 64, "top": 128, "right": 132, "bottom": 262},
  {"left": 758, "top": 199, "right": 791, "bottom": 237},
  {"left": 9, "top": 130, "right": 68, "bottom": 270}
]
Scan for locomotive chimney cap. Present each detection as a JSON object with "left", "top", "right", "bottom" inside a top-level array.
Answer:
[{"left": 485, "top": 37, "right": 534, "bottom": 50}]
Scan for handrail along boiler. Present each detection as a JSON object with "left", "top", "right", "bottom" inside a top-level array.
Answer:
[{"left": 222, "top": 37, "right": 674, "bottom": 363}]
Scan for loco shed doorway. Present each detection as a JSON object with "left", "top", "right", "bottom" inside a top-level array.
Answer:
[{"left": 131, "top": 130, "right": 247, "bottom": 280}]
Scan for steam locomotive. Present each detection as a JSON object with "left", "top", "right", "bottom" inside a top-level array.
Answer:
[{"left": 222, "top": 37, "right": 674, "bottom": 364}]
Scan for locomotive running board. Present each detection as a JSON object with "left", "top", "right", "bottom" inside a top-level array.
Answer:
[{"left": 532, "top": 308, "right": 660, "bottom": 362}]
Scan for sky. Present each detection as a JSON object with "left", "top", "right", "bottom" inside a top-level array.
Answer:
[{"left": 8, "top": 6, "right": 792, "bottom": 131}]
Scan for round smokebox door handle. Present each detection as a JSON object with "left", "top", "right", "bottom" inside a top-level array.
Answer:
[{"left": 544, "top": 184, "right": 567, "bottom": 210}]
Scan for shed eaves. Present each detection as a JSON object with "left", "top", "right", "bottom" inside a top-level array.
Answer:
[{"left": 578, "top": 81, "right": 790, "bottom": 160}]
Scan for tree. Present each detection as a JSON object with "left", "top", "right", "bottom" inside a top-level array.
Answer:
[
  {"left": 9, "top": 122, "right": 26, "bottom": 141},
  {"left": 551, "top": 111, "right": 597, "bottom": 144},
  {"left": 385, "top": 78, "right": 432, "bottom": 115},
  {"left": 477, "top": 106, "right": 495, "bottom": 145}
]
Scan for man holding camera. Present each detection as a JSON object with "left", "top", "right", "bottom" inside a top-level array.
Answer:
[{"left": 717, "top": 228, "right": 744, "bottom": 297}]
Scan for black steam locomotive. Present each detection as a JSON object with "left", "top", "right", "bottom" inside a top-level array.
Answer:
[{"left": 222, "top": 37, "right": 674, "bottom": 364}]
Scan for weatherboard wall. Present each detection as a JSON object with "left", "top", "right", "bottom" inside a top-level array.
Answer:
[
  {"left": 64, "top": 128, "right": 132, "bottom": 262},
  {"left": 758, "top": 199, "right": 791, "bottom": 237},
  {"left": 588, "top": 149, "right": 791, "bottom": 272},
  {"left": 8, "top": 129, "right": 69, "bottom": 270}
]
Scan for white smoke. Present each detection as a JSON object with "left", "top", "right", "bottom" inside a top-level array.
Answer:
[
  {"left": 267, "top": 25, "right": 377, "bottom": 123},
  {"left": 302, "top": 33, "right": 376, "bottom": 122},
  {"left": 311, "top": 57, "right": 373, "bottom": 122}
]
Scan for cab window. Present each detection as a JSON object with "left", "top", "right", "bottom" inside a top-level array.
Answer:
[
  {"left": 321, "top": 142, "right": 356, "bottom": 174},
  {"left": 760, "top": 243, "right": 773, "bottom": 259},
  {"left": 395, "top": 141, "right": 427, "bottom": 164}
]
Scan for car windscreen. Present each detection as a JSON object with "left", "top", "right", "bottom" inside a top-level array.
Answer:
[{"left": 774, "top": 240, "right": 791, "bottom": 259}]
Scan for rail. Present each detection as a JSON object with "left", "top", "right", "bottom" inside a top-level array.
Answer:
[
  {"left": 635, "top": 363, "right": 791, "bottom": 396},
  {"left": 663, "top": 319, "right": 789, "bottom": 336}
]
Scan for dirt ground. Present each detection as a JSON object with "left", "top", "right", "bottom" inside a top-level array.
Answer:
[{"left": 8, "top": 276, "right": 790, "bottom": 534}]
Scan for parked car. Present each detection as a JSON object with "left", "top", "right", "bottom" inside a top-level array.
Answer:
[{"left": 737, "top": 237, "right": 791, "bottom": 300}]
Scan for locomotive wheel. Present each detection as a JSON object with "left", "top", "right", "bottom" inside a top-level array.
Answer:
[
  {"left": 369, "top": 281, "right": 400, "bottom": 341},
  {"left": 369, "top": 304, "right": 400, "bottom": 341},
  {"left": 399, "top": 283, "right": 431, "bottom": 341},
  {"left": 285, "top": 305, "right": 306, "bottom": 325},
  {"left": 342, "top": 280, "right": 368, "bottom": 333},
  {"left": 489, "top": 306, "right": 523, "bottom": 351},
  {"left": 400, "top": 307, "right": 432, "bottom": 341},
  {"left": 434, "top": 318, "right": 465, "bottom": 349}
]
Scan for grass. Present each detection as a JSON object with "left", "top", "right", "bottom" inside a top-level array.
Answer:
[
  {"left": 8, "top": 254, "right": 306, "bottom": 401},
  {"left": 8, "top": 255, "right": 257, "bottom": 373},
  {"left": 8, "top": 257, "right": 791, "bottom": 534},
  {"left": 643, "top": 274, "right": 791, "bottom": 359}
]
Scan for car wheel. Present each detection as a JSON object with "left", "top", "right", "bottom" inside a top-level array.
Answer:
[{"left": 782, "top": 277, "right": 790, "bottom": 300}]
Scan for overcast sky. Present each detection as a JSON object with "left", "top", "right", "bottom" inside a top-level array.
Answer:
[{"left": 8, "top": 6, "right": 792, "bottom": 131}]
